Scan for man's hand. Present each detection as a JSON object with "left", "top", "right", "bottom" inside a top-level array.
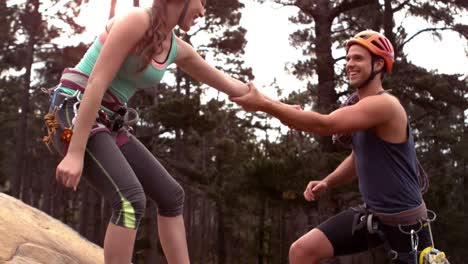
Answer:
[{"left": 304, "top": 180, "right": 329, "bottom": 202}]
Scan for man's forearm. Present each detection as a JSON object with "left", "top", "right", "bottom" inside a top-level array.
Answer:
[
  {"left": 261, "top": 97, "right": 328, "bottom": 134},
  {"left": 323, "top": 152, "right": 356, "bottom": 189}
]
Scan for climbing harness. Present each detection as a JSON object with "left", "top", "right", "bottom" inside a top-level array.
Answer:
[
  {"left": 351, "top": 205, "right": 449, "bottom": 264},
  {"left": 42, "top": 68, "right": 140, "bottom": 153}
]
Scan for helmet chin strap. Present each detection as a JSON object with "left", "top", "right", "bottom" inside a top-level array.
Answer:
[
  {"left": 177, "top": 0, "right": 190, "bottom": 28},
  {"left": 356, "top": 56, "right": 381, "bottom": 90}
]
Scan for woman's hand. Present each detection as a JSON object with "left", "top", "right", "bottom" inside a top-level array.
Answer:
[
  {"left": 230, "top": 82, "right": 267, "bottom": 112},
  {"left": 56, "top": 152, "right": 84, "bottom": 191}
]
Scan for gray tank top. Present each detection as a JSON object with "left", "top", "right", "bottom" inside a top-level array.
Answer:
[{"left": 352, "top": 116, "right": 423, "bottom": 214}]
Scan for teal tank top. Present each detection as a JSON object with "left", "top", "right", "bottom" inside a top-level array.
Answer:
[
  {"left": 73, "top": 30, "right": 178, "bottom": 103},
  {"left": 60, "top": 9, "right": 178, "bottom": 112}
]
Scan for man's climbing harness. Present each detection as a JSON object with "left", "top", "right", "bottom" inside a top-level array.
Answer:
[{"left": 351, "top": 205, "right": 449, "bottom": 264}]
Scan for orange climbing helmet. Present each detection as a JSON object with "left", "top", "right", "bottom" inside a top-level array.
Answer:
[{"left": 346, "top": 30, "right": 395, "bottom": 73}]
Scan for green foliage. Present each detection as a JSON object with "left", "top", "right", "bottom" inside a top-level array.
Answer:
[
  {"left": 1, "top": 0, "right": 467, "bottom": 263},
  {"left": 271, "top": 0, "right": 468, "bottom": 262}
]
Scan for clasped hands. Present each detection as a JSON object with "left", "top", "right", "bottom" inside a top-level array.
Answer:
[{"left": 230, "top": 82, "right": 302, "bottom": 129}]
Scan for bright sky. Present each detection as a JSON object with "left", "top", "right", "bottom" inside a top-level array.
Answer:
[
  {"left": 68, "top": 0, "right": 468, "bottom": 95},
  {"left": 4, "top": 0, "right": 464, "bottom": 138},
  {"left": 240, "top": 1, "right": 468, "bottom": 90},
  {"left": 11, "top": 0, "right": 468, "bottom": 96}
]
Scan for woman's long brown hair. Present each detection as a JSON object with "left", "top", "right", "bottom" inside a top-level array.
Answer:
[{"left": 135, "top": 0, "right": 169, "bottom": 72}]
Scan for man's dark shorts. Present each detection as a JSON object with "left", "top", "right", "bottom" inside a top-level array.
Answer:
[{"left": 316, "top": 208, "right": 432, "bottom": 263}]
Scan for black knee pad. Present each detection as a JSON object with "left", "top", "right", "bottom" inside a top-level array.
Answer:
[{"left": 157, "top": 183, "right": 185, "bottom": 217}]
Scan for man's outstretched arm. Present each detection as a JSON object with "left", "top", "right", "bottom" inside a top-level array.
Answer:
[{"left": 231, "top": 83, "right": 396, "bottom": 136}]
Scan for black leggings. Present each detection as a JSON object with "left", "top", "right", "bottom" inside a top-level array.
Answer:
[{"left": 50, "top": 93, "right": 184, "bottom": 229}]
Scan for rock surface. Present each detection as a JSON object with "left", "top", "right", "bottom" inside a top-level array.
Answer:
[{"left": 0, "top": 193, "right": 104, "bottom": 264}]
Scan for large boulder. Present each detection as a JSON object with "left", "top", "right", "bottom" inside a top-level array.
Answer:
[{"left": 0, "top": 193, "right": 104, "bottom": 264}]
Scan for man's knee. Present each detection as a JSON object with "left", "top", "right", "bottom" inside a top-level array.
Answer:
[
  {"left": 289, "top": 229, "right": 333, "bottom": 263},
  {"left": 289, "top": 239, "right": 319, "bottom": 262}
]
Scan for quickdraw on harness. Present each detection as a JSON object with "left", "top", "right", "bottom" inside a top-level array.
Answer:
[
  {"left": 351, "top": 204, "right": 449, "bottom": 264},
  {"left": 419, "top": 246, "right": 449, "bottom": 264},
  {"left": 43, "top": 105, "right": 72, "bottom": 153},
  {"left": 42, "top": 68, "right": 140, "bottom": 153}
]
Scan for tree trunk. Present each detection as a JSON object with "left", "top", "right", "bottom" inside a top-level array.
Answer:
[
  {"left": 174, "top": 68, "right": 184, "bottom": 160},
  {"left": 314, "top": 3, "right": 337, "bottom": 115},
  {"left": 313, "top": 2, "right": 338, "bottom": 152},
  {"left": 90, "top": 192, "right": 102, "bottom": 244},
  {"left": 41, "top": 159, "right": 55, "bottom": 215},
  {"left": 31, "top": 158, "right": 42, "bottom": 208},
  {"left": 53, "top": 184, "right": 64, "bottom": 220},
  {"left": 200, "top": 198, "right": 208, "bottom": 263},
  {"left": 280, "top": 202, "right": 288, "bottom": 264},
  {"left": 216, "top": 202, "right": 226, "bottom": 264},
  {"left": 184, "top": 189, "right": 193, "bottom": 257},
  {"left": 383, "top": 0, "right": 396, "bottom": 56},
  {"left": 63, "top": 190, "right": 71, "bottom": 225},
  {"left": 257, "top": 195, "right": 266, "bottom": 264},
  {"left": 145, "top": 201, "right": 159, "bottom": 264},
  {"left": 13, "top": 0, "right": 40, "bottom": 199},
  {"left": 22, "top": 157, "right": 32, "bottom": 204},
  {"left": 79, "top": 186, "right": 89, "bottom": 236},
  {"left": 204, "top": 200, "right": 215, "bottom": 263}
]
